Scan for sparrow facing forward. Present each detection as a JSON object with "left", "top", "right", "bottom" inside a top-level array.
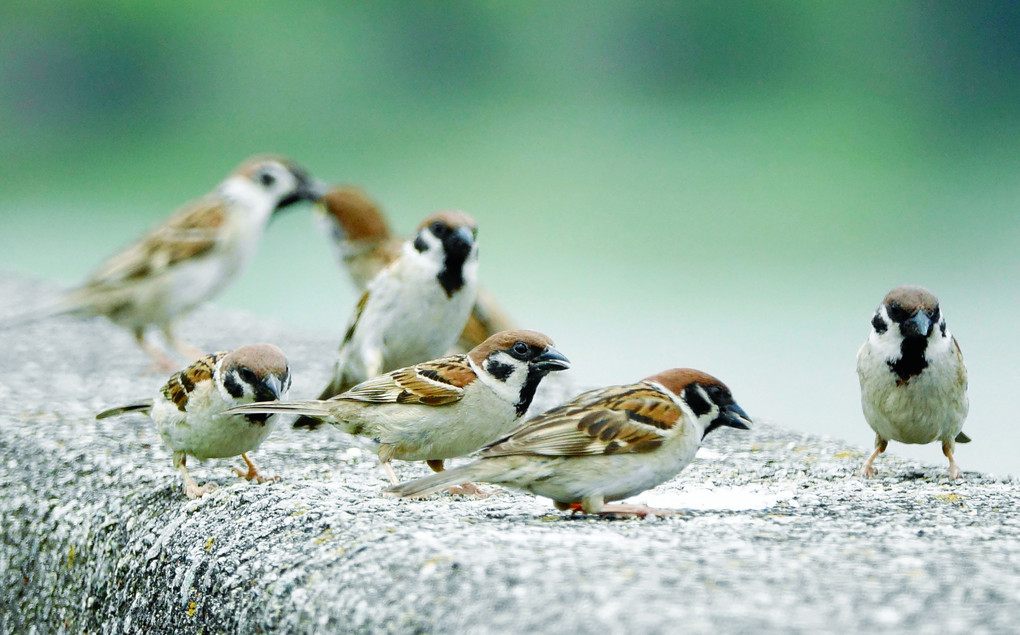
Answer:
[
  {"left": 317, "top": 186, "right": 515, "bottom": 352},
  {"left": 386, "top": 368, "right": 752, "bottom": 517},
  {"left": 856, "top": 285, "right": 970, "bottom": 479},
  {"left": 46, "top": 156, "right": 323, "bottom": 370},
  {"left": 97, "top": 343, "right": 291, "bottom": 499},
  {"left": 296, "top": 210, "right": 481, "bottom": 429},
  {"left": 225, "top": 330, "right": 570, "bottom": 488}
]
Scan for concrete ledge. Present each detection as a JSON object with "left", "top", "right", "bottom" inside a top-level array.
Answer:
[{"left": 1, "top": 274, "right": 1018, "bottom": 633}]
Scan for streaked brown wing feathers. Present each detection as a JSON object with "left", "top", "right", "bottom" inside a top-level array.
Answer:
[
  {"left": 339, "top": 356, "right": 471, "bottom": 405},
  {"left": 481, "top": 383, "right": 682, "bottom": 458},
  {"left": 88, "top": 201, "right": 226, "bottom": 284},
  {"left": 161, "top": 351, "right": 225, "bottom": 412}
]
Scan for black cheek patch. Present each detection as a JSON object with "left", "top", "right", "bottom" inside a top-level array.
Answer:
[
  {"left": 222, "top": 372, "right": 244, "bottom": 398},
  {"left": 940, "top": 321, "right": 947, "bottom": 337},
  {"left": 683, "top": 384, "right": 712, "bottom": 418},
  {"left": 413, "top": 235, "right": 428, "bottom": 252},
  {"left": 871, "top": 313, "right": 888, "bottom": 334},
  {"left": 486, "top": 360, "right": 514, "bottom": 382}
]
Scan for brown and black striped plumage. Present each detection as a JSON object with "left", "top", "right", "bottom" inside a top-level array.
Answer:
[{"left": 161, "top": 351, "right": 227, "bottom": 412}]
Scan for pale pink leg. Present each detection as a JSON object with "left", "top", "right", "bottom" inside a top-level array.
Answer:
[
  {"left": 232, "top": 453, "right": 277, "bottom": 484},
  {"left": 860, "top": 437, "right": 888, "bottom": 478},
  {"left": 942, "top": 440, "right": 962, "bottom": 480}
]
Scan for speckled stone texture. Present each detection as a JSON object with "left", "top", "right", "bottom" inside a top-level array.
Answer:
[{"left": 1, "top": 273, "right": 1019, "bottom": 634}]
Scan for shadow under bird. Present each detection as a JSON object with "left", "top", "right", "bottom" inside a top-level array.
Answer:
[
  {"left": 856, "top": 285, "right": 970, "bottom": 479},
  {"left": 6, "top": 156, "right": 325, "bottom": 371},
  {"left": 387, "top": 368, "right": 752, "bottom": 517},
  {"left": 295, "top": 209, "right": 481, "bottom": 429},
  {"left": 225, "top": 330, "right": 570, "bottom": 491},
  {"left": 96, "top": 343, "right": 292, "bottom": 499},
  {"left": 315, "top": 186, "right": 515, "bottom": 352}
]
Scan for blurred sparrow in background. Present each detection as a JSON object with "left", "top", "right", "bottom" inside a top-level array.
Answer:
[{"left": 7, "top": 156, "right": 324, "bottom": 370}]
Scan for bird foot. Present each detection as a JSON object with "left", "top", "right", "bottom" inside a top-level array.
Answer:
[
  {"left": 948, "top": 464, "right": 962, "bottom": 480},
  {"left": 185, "top": 482, "right": 217, "bottom": 499},
  {"left": 232, "top": 465, "right": 277, "bottom": 484},
  {"left": 445, "top": 482, "right": 491, "bottom": 498},
  {"left": 859, "top": 465, "right": 877, "bottom": 478}
]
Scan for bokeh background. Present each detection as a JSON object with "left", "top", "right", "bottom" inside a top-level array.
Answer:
[{"left": 2, "top": 2, "right": 1018, "bottom": 474}]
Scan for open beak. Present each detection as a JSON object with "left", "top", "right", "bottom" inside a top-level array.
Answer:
[{"left": 532, "top": 346, "right": 571, "bottom": 373}]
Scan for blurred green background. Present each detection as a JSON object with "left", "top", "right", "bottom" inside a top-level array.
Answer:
[{"left": 2, "top": 2, "right": 1018, "bottom": 474}]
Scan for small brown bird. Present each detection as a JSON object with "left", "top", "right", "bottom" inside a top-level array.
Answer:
[
  {"left": 316, "top": 186, "right": 515, "bottom": 351},
  {"left": 96, "top": 343, "right": 291, "bottom": 499},
  {"left": 225, "top": 330, "right": 570, "bottom": 488},
  {"left": 857, "top": 285, "right": 970, "bottom": 479},
  {"left": 7, "top": 156, "right": 324, "bottom": 370},
  {"left": 387, "top": 368, "right": 752, "bottom": 517}
]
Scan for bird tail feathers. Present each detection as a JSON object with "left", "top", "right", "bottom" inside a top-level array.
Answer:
[
  {"left": 96, "top": 401, "right": 153, "bottom": 420},
  {"left": 385, "top": 461, "right": 502, "bottom": 498},
  {"left": 226, "top": 400, "right": 335, "bottom": 421}
]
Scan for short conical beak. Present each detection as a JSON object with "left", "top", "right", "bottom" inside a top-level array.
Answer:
[
  {"left": 901, "top": 312, "right": 933, "bottom": 338},
  {"left": 721, "top": 403, "right": 752, "bottom": 430},
  {"left": 254, "top": 374, "right": 283, "bottom": 402},
  {"left": 532, "top": 346, "right": 570, "bottom": 372}
]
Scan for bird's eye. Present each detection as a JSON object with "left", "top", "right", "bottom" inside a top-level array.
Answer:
[
  {"left": 512, "top": 342, "right": 530, "bottom": 357},
  {"left": 258, "top": 171, "right": 277, "bottom": 187},
  {"left": 430, "top": 221, "right": 449, "bottom": 237},
  {"left": 930, "top": 305, "right": 941, "bottom": 322},
  {"left": 238, "top": 367, "right": 258, "bottom": 384},
  {"left": 886, "top": 303, "right": 910, "bottom": 323}
]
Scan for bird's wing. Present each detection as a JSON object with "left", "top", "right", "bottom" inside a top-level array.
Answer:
[
  {"left": 480, "top": 383, "right": 683, "bottom": 458},
  {"left": 86, "top": 199, "right": 228, "bottom": 285},
  {"left": 337, "top": 355, "right": 475, "bottom": 406}
]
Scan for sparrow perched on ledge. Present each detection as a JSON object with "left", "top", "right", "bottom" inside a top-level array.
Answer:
[
  {"left": 12, "top": 156, "right": 323, "bottom": 371},
  {"left": 296, "top": 210, "right": 481, "bottom": 429},
  {"left": 97, "top": 343, "right": 291, "bottom": 499},
  {"left": 856, "top": 285, "right": 970, "bottom": 479},
  {"left": 316, "top": 186, "right": 515, "bottom": 352},
  {"left": 387, "top": 368, "right": 752, "bottom": 517},
  {"left": 226, "top": 330, "right": 570, "bottom": 489}
]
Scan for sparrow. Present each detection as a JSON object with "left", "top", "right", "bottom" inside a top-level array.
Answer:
[
  {"left": 316, "top": 186, "right": 515, "bottom": 352},
  {"left": 295, "top": 209, "right": 481, "bottom": 429},
  {"left": 224, "top": 330, "right": 570, "bottom": 488},
  {"left": 856, "top": 285, "right": 970, "bottom": 479},
  {"left": 386, "top": 368, "right": 752, "bottom": 517},
  {"left": 96, "top": 343, "right": 291, "bottom": 499},
  {"left": 14, "top": 156, "right": 324, "bottom": 371}
]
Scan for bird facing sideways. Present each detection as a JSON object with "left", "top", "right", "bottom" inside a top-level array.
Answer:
[
  {"left": 96, "top": 343, "right": 291, "bottom": 499},
  {"left": 225, "top": 330, "right": 570, "bottom": 490},
  {"left": 316, "top": 186, "right": 515, "bottom": 352},
  {"left": 295, "top": 209, "right": 481, "bottom": 429},
  {"left": 387, "top": 368, "right": 752, "bottom": 517},
  {"left": 18, "top": 156, "right": 324, "bottom": 371},
  {"left": 856, "top": 285, "right": 970, "bottom": 479}
]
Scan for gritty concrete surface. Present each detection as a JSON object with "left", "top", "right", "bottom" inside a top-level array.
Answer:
[{"left": 2, "top": 272, "right": 1020, "bottom": 634}]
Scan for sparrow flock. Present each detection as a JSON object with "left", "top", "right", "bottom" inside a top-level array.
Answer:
[{"left": 7, "top": 155, "right": 973, "bottom": 513}]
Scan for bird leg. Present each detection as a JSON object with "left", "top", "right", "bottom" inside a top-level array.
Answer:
[
  {"left": 232, "top": 453, "right": 277, "bottom": 484},
  {"left": 942, "top": 440, "right": 962, "bottom": 480},
  {"left": 175, "top": 455, "right": 216, "bottom": 499},
  {"left": 136, "top": 328, "right": 179, "bottom": 373},
  {"left": 382, "top": 461, "right": 400, "bottom": 485},
  {"left": 860, "top": 437, "right": 888, "bottom": 478},
  {"left": 426, "top": 459, "right": 490, "bottom": 497}
]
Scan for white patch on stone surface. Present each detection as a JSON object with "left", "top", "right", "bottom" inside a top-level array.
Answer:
[{"left": 624, "top": 485, "right": 795, "bottom": 511}]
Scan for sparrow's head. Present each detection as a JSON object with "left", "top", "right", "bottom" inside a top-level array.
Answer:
[
  {"left": 216, "top": 343, "right": 292, "bottom": 407},
  {"left": 412, "top": 210, "right": 480, "bottom": 297},
  {"left": 234, "top": 155, "right": 327, "bottom": 212},
  {"left": 872, "top": 285, "right": 944, "bottom": 341},
  {"left": 647, "top": 368, "right": 752, "bottom": 437},
  {"left": 469, "top": 329, "right": 571, "bottom": 416},
  {"left": 318, "top": 186, "right": 391, "bottom": 242}
]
